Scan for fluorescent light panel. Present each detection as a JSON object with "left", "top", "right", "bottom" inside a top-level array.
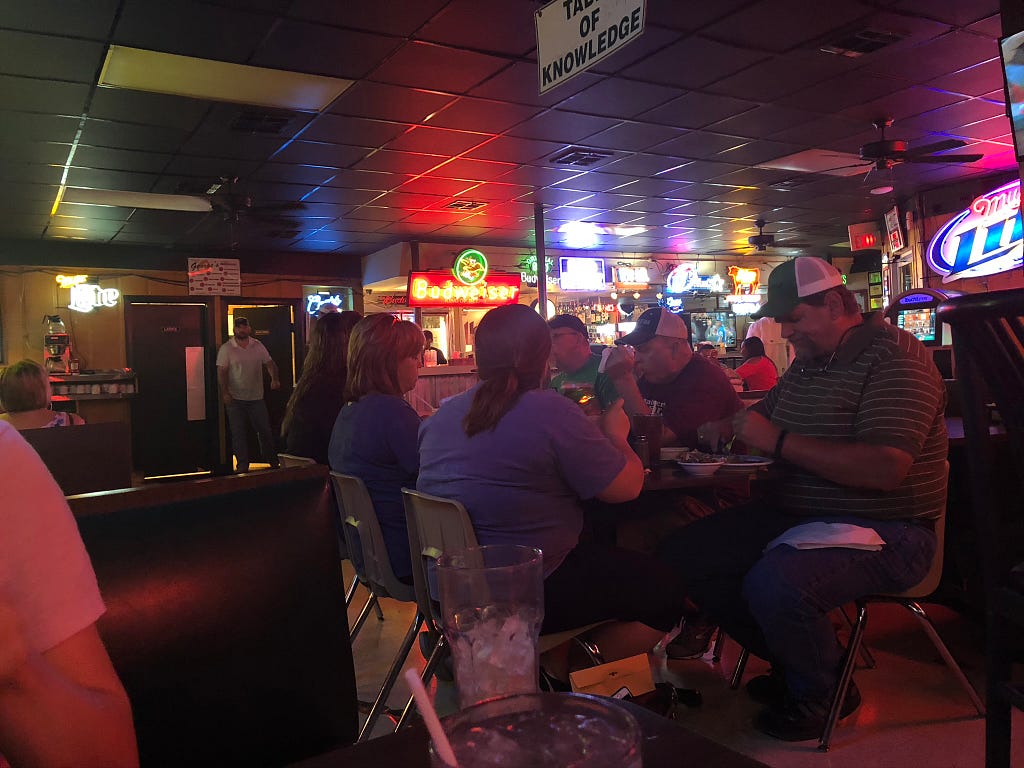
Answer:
[
  {"left": 62, "top": 188, "right": 213, "bottom": 212},
  {"left": 98, "top": 45, "right": 353, "bottom": 112}
]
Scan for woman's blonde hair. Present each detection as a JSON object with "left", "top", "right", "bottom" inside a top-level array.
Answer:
[
  {"left": 0, "top": 359, "right": 50, "bottom": 413},
  {"left": 345, "top": 314, "right": 424, "bottom": 400}
]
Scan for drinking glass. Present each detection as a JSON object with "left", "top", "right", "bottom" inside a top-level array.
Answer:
[
  {"left": 437, "top": 545, "right": 543, "bottom": 709},
  {"left": 429, "top": 692, "right": 642, "bottom": 768}
]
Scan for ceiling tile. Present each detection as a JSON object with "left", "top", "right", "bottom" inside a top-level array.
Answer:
[
  {"left": 0, "top": 31, "right": 104, "bottom": 83},
  {"left": 395, "top": 177, "right": 478, "bottom": 197},
  {"left": 180, "top": 132, "right": 285, "bottom": 161},
  {"left": 270, "top": 141, "right": 371, "bottom": 168},
  {"left": 768, "top": 114, "right": 868, "bottom": 145},
  {"left": 890, "top": 0, "right": 999, "bottom": 27},
  {"left": 80, "top": 120, "right": 187, "bottom": 153},
  {"left": 288, "top": 0, "right": 448, "bottom": 37},
  {"left": 714, "top": 140, "right": 804, "bottom": 165},
  {"left": 0, "top": 141, "right": 71, "bottom": 164},
  {"left": 777, "top": 72, "right": 909, "bottom": 114},
  {"left": 840, "top": 86, "right": 965, "bottom": 124},
  {"left": 640, "top": 92, "right": 758, "bottom": 129},
  {"left": 424, "top": 157, "right": 517, "bottom": 182},
  {"left": 458, "top": 182, "right": 535, "bottom": 202},
  {"left": 251, "top": 163, "right": 340, "bottom": 186},
  {"left": 506, "top": 110, "right": 618, "bottom": 143},
  {"left": 899, "top": 97, "right": 1007, "bottom": 132},
  {"left": 862, "top": 31, "right": 1002, "bottom": 83},
  {"left": 0, "top": 75, "right": 90, "bottom": 116},
  {"left": 2, "top": 111, "right": 81, "bottom": 143},
  {"left": 462, "top": 135, "right": 565, "bottom": 164},
  {"left": 497, "top": 165, "right": 583, "bottom": 187},
  {"left": 553, "top": 172, "right": 636, "bottom": 192},
  {"left": 353, "top": 149, "right": 447, "bottom": 175},
  {"left": 302, "top": 114, "right": 409, "bottom": 146},
  {"left": 416, "top": 0, "right": 537, "bottom": 57},
  {"left": 469, "top": 61, "right": 603, "bottom": 108},
  {"left": 952, "top": 115, "right": 1015, "bottom": 141},
  {"left": 71, "top": 147, "right": 172, "bottom": 174},
  {"left": 428, "top": 98, "right": 540, "bottom": 134},
  {"left": 251, "top": 20, "right": 402, "bottom": 80},
  {"left": 384, "top": 125, "right": 491, "bottom": 156},
  {"left": 89, "top": 88, "right": 211, "bottom": 131},
  {"left": 707, "top": 49, "right": 855, "bottom": 102},
  {"left": 560, "top": 79, "right": 680, "bottom": 119},
  {"left": 601, "top": 153, "right": 690, "bottom": 176},
  {"left": 65, "top": 168, "right": 159, "bottom": 192},
  {"left": 328, "top": 81, "right": 454, "bottom": 123},
  {"left": 585, "top": 122, "right": 687, "bottom": 153},
  {"left": 621, "top": 37, "right": 768, "bottom": 89},
  {"left": 0, "top": 163, "right": 63, "bottom": 185},
  {"left": 1, "top": 0, "right": 120, "bottom": 38},
  {"left": 369, "top": 41, "right": 511, "bottom": 94},
  {"left": 927, "top": 59, "right": 1004, "bottom": 97},
  {"left": 704, "top": 0, "right": 873, "bottom": 53},
  {"left": 708, "top": 104, "right": 821, "bottom": 139},
  {"left": 161, "top": 155, "right": 260, "bottom": 179}
]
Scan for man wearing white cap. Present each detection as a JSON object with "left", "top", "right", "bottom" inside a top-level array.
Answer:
[
  {"left": 605, "top": 307, "right": 742, "bottom": 448},
  {"left": 659, "top": 257, "right": 947, "bottom": 741}
]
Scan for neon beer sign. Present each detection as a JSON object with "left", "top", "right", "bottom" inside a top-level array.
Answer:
[
  {"left": 407, "top": 272, "right": 521, "bottom": 307},
  {"left": 927, "top": 179, "right": 1022, "bottom": 282}
]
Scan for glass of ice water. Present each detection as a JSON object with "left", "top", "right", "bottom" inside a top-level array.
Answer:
[
  {"left": 429, "top": 692, "right": 642, "bottom": 768},
  {"left": 437, "top": 545, "right": 544, "bottom": 709}
]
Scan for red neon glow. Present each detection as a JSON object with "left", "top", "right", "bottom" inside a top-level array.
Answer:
[
  {"left": 407, "top": 272, "right": 521, "bottom": 307},
  {"left": 853, "top": 233, "right": 877, "bottom": 249}
]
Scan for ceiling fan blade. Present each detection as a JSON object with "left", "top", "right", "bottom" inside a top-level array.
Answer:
[
  {"left": 822, "top": 162, "right": 873, "bottom": 172},
  {"left": 249, "top": 201, "right": 307, "bottom": 213},
  {"left": 62, "top": 188, "right": 213, "bottom": 212},
  {"left": 905, "top": 153, "right": 984, "bottom": 164},
  {"left": 904, "top": 138, "right": 967, "bottom": 157}
]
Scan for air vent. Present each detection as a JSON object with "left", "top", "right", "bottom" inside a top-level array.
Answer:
[
  {"left": 444, "top": 200, "right": 487, "bottom": 211},
  {"left": 820, "top": 29, "right": 904, "bottom": 58},
  {"left": 768, "top": 178, "right": 813, "bottom": 192},
  {"left": 229, "top": 109, "right": 299, "bottom": 135},
  {"left": 549, "top": 147, "right": 614, "bottom": 167}
]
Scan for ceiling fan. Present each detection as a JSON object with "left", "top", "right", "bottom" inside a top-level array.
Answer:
[
  {"left": 826, "top": 118, "right": 985, "bottom": 176},
  {"left": 706, "top": 219, "right": 812, "bottom": 255}
]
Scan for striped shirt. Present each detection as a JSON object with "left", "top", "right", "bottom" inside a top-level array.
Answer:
[{"left": 753, "top": 313, "right": 947, "bottom": 521}]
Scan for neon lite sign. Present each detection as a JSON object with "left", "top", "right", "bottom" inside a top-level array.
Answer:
[
  {"left": 558, "top": 257, "right": 606, "bottom": 291},
  {"left": 305, "top": 293, "right": 345, "bottom": 315},
  {"left": 518, "top": 255, "right": 557, "bottom": 286},
  {"left": 68, "top": 283, "right": 120, "bottom": 312},
  {"left": 408, "top": 248, "right": 521, "bottom": 307},
  {"left": 927, "top": 179, "right": 1022, "bottom": 282},
  {"left": 665, "top": 264, "right": 725, "bottom": 294}
]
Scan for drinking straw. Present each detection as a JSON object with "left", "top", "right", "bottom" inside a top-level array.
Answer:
[{"left": 404, "top": 668, "right": 458, "bottom": 768}]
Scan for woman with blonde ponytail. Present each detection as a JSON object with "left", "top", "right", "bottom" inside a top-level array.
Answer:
[{"left": 418, "top": 304, "right": 692, "bottom": 651}]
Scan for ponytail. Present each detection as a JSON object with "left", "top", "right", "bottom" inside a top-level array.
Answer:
[{"left": 462, "top": 368, "right": 521, "bottom": 436}]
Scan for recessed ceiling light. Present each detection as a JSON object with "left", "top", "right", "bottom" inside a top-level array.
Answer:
[
  {"left": 99, "top": 45, "right": 353, "bottom": 112},
  {"left": 869, "top": 185, "right": 894, "bottom": 195}
]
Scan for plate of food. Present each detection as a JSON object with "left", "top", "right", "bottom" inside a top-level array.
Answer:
[
  {"left": 675, "top": 449, "right": 728, "bottom": 476},
  {"left": 718, "top": 455, "right": 774, "bottom": 473},
  {"left": 659, "top": 447, "right": 687, "bottom": 462}
]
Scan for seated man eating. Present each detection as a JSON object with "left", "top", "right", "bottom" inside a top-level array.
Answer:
[{"left": 659, "top": 257, "right": 947, "bottom": 741}]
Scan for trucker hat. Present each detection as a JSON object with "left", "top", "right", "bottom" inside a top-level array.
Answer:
[
  {"left": 616, "top": 307, "right": 689, "bottom": 347},
  {"left": 548, "top": 314, "right": 588, "bottom": 337},
  {"left": 233, "top": 316, "right": 250, "bottom": 327},
  {"left": 751, "top": 257, "right": 844, "bottom": 320}
]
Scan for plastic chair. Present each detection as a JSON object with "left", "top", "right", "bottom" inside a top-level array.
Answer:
[
  {"left": 285, "top": 455, "right": 385, "bottom": 628},
  {"left": 330, "top": 472, "right": 421, "bottom": 742},
  {"left": 396, "top": 488, "right": 608, "bottom": 729},
  {"left": 938, "top": 289, "right": 1024, "bottom": 768}
]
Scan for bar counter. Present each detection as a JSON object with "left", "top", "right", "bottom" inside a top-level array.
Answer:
[{"left": 406, "top": 363, "right": 478, "bottom": 416}]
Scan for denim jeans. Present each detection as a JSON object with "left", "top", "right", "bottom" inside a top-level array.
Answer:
[
  {"left": 225, "top": 399, "right": 278, "bottom": 472},
  {"left": 658, "top": 500, "right": 936, "bottom": 705}
]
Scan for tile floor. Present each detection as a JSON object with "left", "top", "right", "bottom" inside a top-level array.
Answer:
[{"left": 344, "top": 564, "right": 1024, "bottom": 767}]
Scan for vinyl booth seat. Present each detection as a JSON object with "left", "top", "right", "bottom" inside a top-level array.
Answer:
[{"left": 70, "top": 465, "right": 358, "bottom": 767}]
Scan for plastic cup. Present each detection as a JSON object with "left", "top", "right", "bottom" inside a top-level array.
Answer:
[
  {"left": 429, "top": 692, "right": 642, "bottom": 768},
  {"left": 437, "top": 545, "right": 544, "bottom": 709}
]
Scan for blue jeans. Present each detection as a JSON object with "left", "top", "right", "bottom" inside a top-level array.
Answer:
[
  {"left": 658, "top": 501, "right": 936, "bottom": 704},
  {"left": 225, "top": 399, "right": 278, "bottom": 472}
]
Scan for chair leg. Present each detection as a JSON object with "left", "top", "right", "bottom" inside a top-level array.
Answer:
[
  {"left": 712, "top": 629, "right": 726, "bottom": 663},
  {"left": 839, "top": 605, "right": 876, "bottom": 669},
  {"left": 820, "top": 603, "right": 867, "bottom": 751},
  {"left": 902, "top": 601, "right": 985, "bottom": 715},
  {"left": 395, "top": 634, "right": 449, "bottom": 731},
  {"left": 729, "top": 647, "right": 749, "bottom": 689},
  {"left": 573, "top": 636, "right": 605, "bottom": 666},
  {"left": 358, "top": 611, "right": 424, "bottom": 742},
  {"left": 344, "top": 574, "right": 359, "bottom": 608},
  {"left": 349, "top": 592, "right": 380, "bottom": 642}
]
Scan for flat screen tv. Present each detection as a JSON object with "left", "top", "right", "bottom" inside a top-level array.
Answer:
[
  {"left": 896, "top": 307, "right": 937, "bottom": 344},
  {"left": 690, "top": 311, "right": 737, "bottom": 348},
  {"left": 1000, "top": 29, "right": 1024, "bottom": 160}
]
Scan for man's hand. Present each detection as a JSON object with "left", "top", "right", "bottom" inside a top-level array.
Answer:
[
  {"left": 269, "top": 379, "right": 281, "bottom": 391},
  {"left": 696, "top": 418, "right": 732, "bottom": 452},
  {"left": 221, "top": 392, "right": 234, "bottom": 405},
  {"left": 599, "top": 399, "right": 631, "bottom": 446},
  {"left": 731, "top": 409, "right": 781, "bottom": 455}
]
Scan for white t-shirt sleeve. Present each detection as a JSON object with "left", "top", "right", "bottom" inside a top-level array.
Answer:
[
  {"left": 0, "top": 423, "right": 105, "bottom": 653},
  {"left": 257, "top": 340, "right": 272, "bottom": 364},
  {"left": 215, "top": 342, "right": 229, "bottom": 368}
]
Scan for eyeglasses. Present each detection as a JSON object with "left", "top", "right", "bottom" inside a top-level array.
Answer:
[{"left": 797, "top": 350, "right": 838, "bottom": 379}]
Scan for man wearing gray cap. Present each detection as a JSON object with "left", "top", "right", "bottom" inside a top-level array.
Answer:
[
  {"left": 605, "top": 307, "right": 741, "bottom": 448},
  {"left": 547, "top": 314, "right": 618, "bottom": 411},
  {"left": 659, "top": 257, "right": 947, "bottom": 740}
]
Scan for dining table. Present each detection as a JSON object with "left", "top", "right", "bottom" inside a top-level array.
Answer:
[{"left": 289, "top": 697, "right": 771, "bottom": 768}]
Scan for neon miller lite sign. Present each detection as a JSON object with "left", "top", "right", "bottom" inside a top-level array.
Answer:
[{"left": 927, "top": 179, "right": 1022, "bottom": 282}]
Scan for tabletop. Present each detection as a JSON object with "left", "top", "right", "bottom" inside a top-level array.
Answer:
[
  {"left": 643, "top": 461, "right": 770, "bottom": 493},
  {"left": 290, "top": 699, "right": 770, "bottom": 768}
]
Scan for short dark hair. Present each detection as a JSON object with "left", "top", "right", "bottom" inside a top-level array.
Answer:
[
  {"left": 742, "top": 336, "right": 766, "bottom": 357},
  {"left": 423, "top": 330, "right": 434, "bottom": 342},
  {"left": 233, "top": 316, "right": 250, "bottom": 327},
  {"left": 548, "top": 314, "right": 587, "bottom": 337},
  {"left": 0, "top": 359, "right": 49, "bottom": 412}
]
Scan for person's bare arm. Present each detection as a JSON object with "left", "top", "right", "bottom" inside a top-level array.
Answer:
[
  {"left": 594, "top": 399, "right": 644, "bottom": 503},
  {"left": 217, "top": 365, "right": 233, "bottom": 404},
  {"left": 265, "top": 359, "right": 281, "bottom": 390},
  {"left": 0, "top": 609, "right": 138, "bottom": 768},
  {"left": 731, "top": 409, "right": 913, "bottom": 491}
]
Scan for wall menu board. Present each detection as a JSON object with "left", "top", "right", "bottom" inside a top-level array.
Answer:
[{"left": 187, "top": 258, "right": 241, "bottom": 295}]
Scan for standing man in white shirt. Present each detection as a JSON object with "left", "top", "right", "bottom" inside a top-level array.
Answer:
[{"left": 216, "top": 316, "right": 281, "bottom": 473}]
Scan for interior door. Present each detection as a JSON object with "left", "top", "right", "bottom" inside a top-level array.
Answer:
[
  {"left": 227, "top": 304, "right": 296, "bottom": 455},
  {"left": 126, "top": 302, "right": 211, "bottom": 476}
]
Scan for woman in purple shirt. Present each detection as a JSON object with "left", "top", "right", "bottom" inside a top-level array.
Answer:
[{"left": 418, "top": 304, "right": 692, "bottom": 654}]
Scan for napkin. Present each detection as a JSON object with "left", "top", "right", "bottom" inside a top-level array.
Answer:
[{"left": 765, "top": 522, "right": 885, "bottom": 553}]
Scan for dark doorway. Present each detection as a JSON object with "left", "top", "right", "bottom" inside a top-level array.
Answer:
[
  {"left": 224, "top": 304, "right": 298, "bottom": 463},
  {"left": 126, "top": 301, "right": 212, "bottom": 476}
]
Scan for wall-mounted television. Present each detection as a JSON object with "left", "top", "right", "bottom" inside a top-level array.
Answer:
[
  {"left": 895, "top": 307, "right": 937, "bottom": 344},
  {"left": 690, "top": 311, "right": 737, "bottom": 348},
  {"left": 1000, "top": 29, "right": 1024, "bottom": 161}
]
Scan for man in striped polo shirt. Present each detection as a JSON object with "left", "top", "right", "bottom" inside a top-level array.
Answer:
[{"left": 659, "top": 257, "right": 946, "bottom": 741}]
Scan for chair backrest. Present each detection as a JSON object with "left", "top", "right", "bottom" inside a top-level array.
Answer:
[
  {"left": 21, "top": 421, "right": 133, "bottom": 494},
  {"left": 73, "top": 465, "right": 358, "bottom": 766},
  {"left": 330, "top": 471, "right": 415, "bottom": 602},
  {"left": 938, "top": 290, "right": 1024, "bottom": 593},
  {"left": 278, "top": 452, "right": 317, "bottom": 468},
  {"left": 401, "top": 488, "right": 479, "bottom": 632}
]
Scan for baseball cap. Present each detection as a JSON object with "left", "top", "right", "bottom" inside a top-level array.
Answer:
[
  {"left": 233, "top": 316, "right": 250, "bottom": 327},
  {"left": 616, "top": 308, "right": 689, "bottom": 347},
  {"left": 548, "top": 314, "right": 588, "bottom": 337},
  {"left": 751, "top": 257, "right": 844, "bottom": 320}
]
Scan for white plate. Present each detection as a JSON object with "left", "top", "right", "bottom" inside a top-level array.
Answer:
[
  {"left": 718, "top": 455, "right": 773, "bottom": 473},
  {"left": 675, "top": 460, "right": 726, "bottom": 476}
]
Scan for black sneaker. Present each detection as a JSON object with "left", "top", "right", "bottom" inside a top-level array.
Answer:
[
  {"left": 746, "top": 669, "right": 787, "bottom": 708},
  {"left": 755, "top": 682, "right": 861, "bottom": 742},
  {"left": 665, "top": 620, "right": 717, "bottom": 660}
]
